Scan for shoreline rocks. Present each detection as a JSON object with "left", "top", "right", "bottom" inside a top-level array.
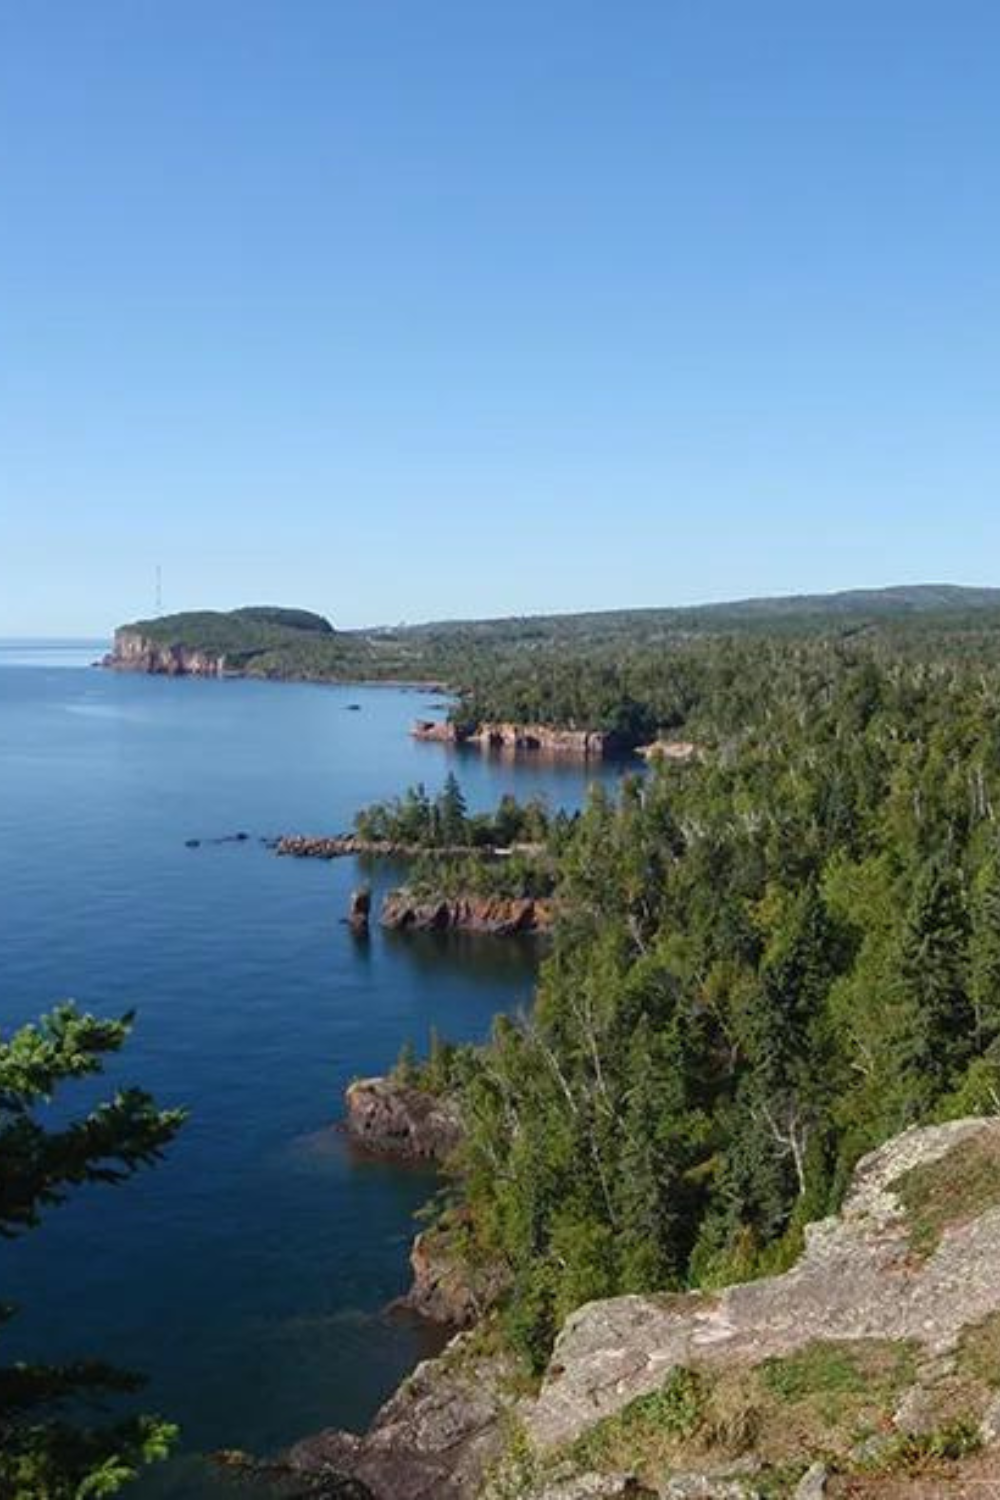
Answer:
[
  {"left": 292, "top": 1114, "right": 1000, "bottom": 1500},
  {"left": 380, "top": 890, "right": 554, "bottom": 935},
  {"left": 285, "top": 1334, "right": 518, "bottom": 1500},
  {"left": 412, "top": 720, "right": 616, "bottom": 758},
  {"left": 399, "top": 1213, "right": 508, "bottom": 1328},
  {"left": 344, "top": 1076, "right": 462, "bottom": 1163},
  {"left": 275, "top": 834, "right": 503, "bottom": 860}
]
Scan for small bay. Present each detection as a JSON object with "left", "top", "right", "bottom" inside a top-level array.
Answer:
[{"left": 0, "top": 646, "right": 621, "bottom": 1496}]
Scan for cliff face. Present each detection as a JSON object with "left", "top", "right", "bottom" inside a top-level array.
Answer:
[
  {"left": 286, "top": 1335, "right": 517, "bottom": 1500},
  {"left": 105, "top": 629, "right": 226, "bottom": 677},
  {"left": 412, "top": 720, "right": 613, "bottom": 757},
  {"left": 380, "top": 890, "right": 554, "bottom": 935},
  {"left": 402, "top": 1214, "right": 508, "bottom": 1328},
  {"left": 291, "top": 1116, "right": 1000, "bottom": 1500}
]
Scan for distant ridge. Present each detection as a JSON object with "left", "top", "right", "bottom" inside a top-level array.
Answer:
[
  {"left": 674, "top": 582, "right": 1000, "bottom": 618},
  {"left": 107, "top": 585, "right": 1000, "bottom": 687},
  {"left": 398, "top": 583, "right": 1000, "bottom": 637}
]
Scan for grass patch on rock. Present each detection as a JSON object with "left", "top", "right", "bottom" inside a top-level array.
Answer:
[
  {"left": 956, "top": 1309, "right": 1000, "bottom": 1390},
  {"left": 891, "top": 1134, "right": 1000, "bottom": 1258},
  {"left": 563, "top": 1341, "right": 916, "bottom": 1490},
  {"left": 570, "top": 1367, "right": 706, "bottom": 1475},
  {"left": 745, "top": 1340, "right": 916, "bottom": 1465}
]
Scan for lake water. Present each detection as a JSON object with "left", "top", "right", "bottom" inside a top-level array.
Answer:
[{"left": 0, "top": 646, "right": 623, "bottom": 1497}]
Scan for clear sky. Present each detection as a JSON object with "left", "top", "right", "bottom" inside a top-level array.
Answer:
[{"left": 1, "top": 1, "right": 998, "bottom": 635}]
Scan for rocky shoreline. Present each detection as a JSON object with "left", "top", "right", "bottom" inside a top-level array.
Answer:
[
  {"left": 275, "top": 837, "right": 556, "bottom": 936},
  {"left": 411, "top": 719, "right": 703, "bottom": 764},
  {"left": 275, "top": 834, "right": 527, "bottom": 860},
  {"left": 281, "top": 1114, "right": 1000, "bottom": 1500},
  {"left": 412, "top": 719, "right": 616, "bottom": 758},
  {"left": 343, "top": 1077, "right": 504, "bottom": 1329}
]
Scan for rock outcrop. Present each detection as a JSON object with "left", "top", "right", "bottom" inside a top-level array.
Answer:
[
  {"left": 347, "top": 888, "right": 371, "bottom": 933},
  {"left": 380, "top": 890, "right": 554, "bottom": 935},
  {"left": 413, "top": 719, "right": 464, "bottom": 744},
  {"left": 636, "top": 740, "right": 700, "bottom": 763},
  {"left": 296, "top": 1116, "right": 1000, "bottom": 1500},
  {"left": 286, "top": 1337, "right": 518, "bottom": 1500},
  {"left": 276, "top": 834, "right": 504, "bottom": 860},
  {"left": 105, "top": 629, "right": 226, "bottom": 676},
  {"left": 528, "top": 1117, "right": 1000, "bottom": 1451},
  {"left": 412, "top": 720, "right": 614, "bottom": 757},
  {"left": 400, "top": 1212, "right": 508, "bottom": 1328},
  {"left": 344, "top": 1076, "right": 462, "bottom": 1162}
]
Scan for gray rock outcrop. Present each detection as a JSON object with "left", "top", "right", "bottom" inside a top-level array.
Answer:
[
  {"left": 343, "top": 1076, "right": 462, "bottom": 1163},
  {"left": 527, "top": 1117, "right": 1000, "bottom": 1451},
  {"left": 294, "top": 1116, "right": 1000, "bottom": 1500},
  {"left": 286, "top": 1337, "right": 517, "bottom": 1500}
]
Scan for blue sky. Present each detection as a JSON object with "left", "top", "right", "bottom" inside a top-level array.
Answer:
[{"left": 1, "top": 1, "right": 998, "bottom": 634}]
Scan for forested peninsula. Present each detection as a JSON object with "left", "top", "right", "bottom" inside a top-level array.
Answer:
[{"left": 287, "top": 601, "right": 1000, "bottom": 1500}]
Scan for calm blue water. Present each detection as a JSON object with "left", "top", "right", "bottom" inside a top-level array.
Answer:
[{"left": 0, "top": 647, "right": 622, "bottom": 1497}]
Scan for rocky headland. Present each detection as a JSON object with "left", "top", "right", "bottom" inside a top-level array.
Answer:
[
  {"left": 106, "top": 629, "right": 227, "bottom": 677},
  {"left": 343, "top": 1076, "right": 507, "bottom": 1331},
  {"left": 287, "top": 1115, "right": 1000, "bottom": 1500}
]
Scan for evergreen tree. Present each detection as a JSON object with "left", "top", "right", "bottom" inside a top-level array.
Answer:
[
  {"left": 969, "top": 855, "right": 1000, "bottom": 1050},
  {"left": 0, "top": 1004, "right": 184, "bottom": 1499},
  {"left": 436, "top": 773, "right": 468, "bottom": 845},
  {"left": 896, "top": 862, "right": 974, "bottom": 1108}
]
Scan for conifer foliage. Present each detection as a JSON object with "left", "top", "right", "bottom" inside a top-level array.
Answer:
[{"left": 0, "top": 1004, "right": 184, "bottom": 1499}]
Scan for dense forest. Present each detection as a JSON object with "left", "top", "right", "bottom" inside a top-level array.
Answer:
[{"left": 397, "top": 631, "right": 1000, "bottom": 1372}]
